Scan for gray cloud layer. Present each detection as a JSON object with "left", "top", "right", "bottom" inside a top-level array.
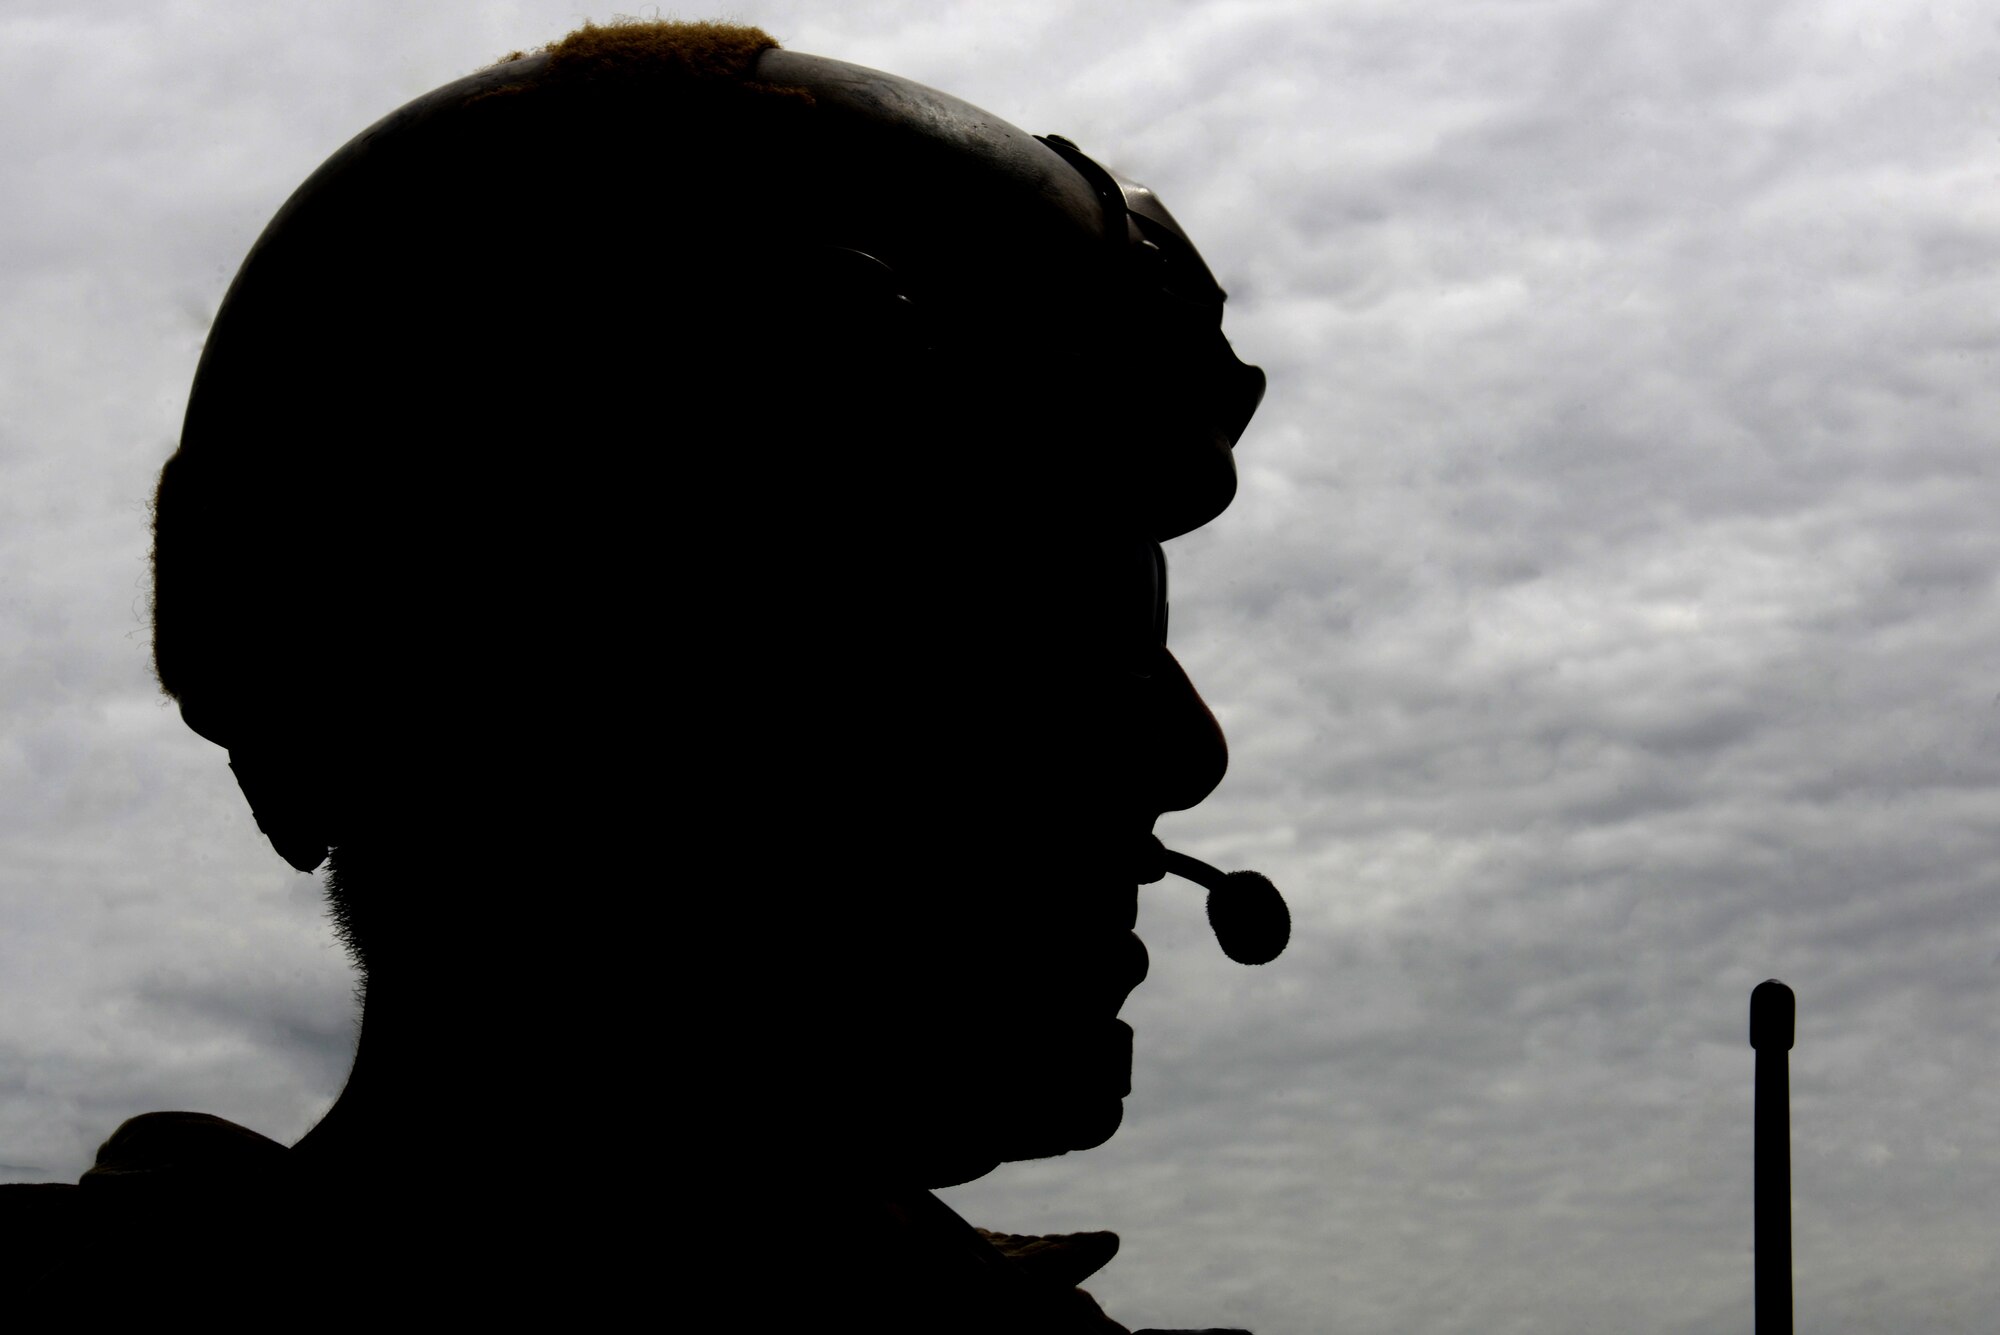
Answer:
[{"left": 4, "top": 3, "right": 1997, "bottom": 1332}]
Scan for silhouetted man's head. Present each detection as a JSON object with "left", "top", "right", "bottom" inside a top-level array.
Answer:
[{"left": 150, "top": 22, "right": 1262, "bottom": 1190}]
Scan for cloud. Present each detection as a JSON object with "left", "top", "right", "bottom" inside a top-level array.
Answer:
[{"left": 5, "top": 2, "right": 2000, "bottom": 1331}]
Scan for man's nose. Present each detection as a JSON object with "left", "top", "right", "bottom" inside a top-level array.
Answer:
[{"left": 1144, "top": 648, "right": 1228, "bottom": 815}]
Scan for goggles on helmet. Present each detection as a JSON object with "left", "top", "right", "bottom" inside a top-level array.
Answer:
[{"left": 1036, "top": 134, "right": 1267, "bottom": 456}]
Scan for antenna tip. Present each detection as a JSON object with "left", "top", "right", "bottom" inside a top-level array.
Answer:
[{"left": 1749, "top": 979, "right": 1795, "bottom": 1050}]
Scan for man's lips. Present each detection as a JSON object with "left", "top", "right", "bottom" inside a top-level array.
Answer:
[
  {"left": 1113, "top": 929, "right": 1150, "bottom": 1002},
  {"left": 1047, "top": 930, "right": 1150, "bottom": 1015},
  {"left": 1120, "top": 837, "right": 1160, "bottom": 999}
]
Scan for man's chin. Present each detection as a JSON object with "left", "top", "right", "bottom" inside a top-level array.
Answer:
[
  {"left": 1054, "top": 1093, "right": 1126, "bottom": 1154},
  {"left": 920, "top": 1098, "right": 1126, "bottom": 1188},
  {"left": 921, "top": 1152, "right": 1004, "bottom": 1189},
  {"left": 903, "top": 1018, "right": 1135, "bottom": 1184},
  {"left": 971, "top": 1089, "right": 1132, "bottom": 1173},
  {"left": 1009, "top": 1017, "right": 1134, "bottom": 1157}
]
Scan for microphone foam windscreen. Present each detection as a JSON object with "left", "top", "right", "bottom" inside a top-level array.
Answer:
[{"left": 1206, "top": 870, "right": 1289, "bottom": 966}]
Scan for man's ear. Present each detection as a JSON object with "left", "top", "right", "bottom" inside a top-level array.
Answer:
[{"left": 227, "top": 746, "right": 329, "bottom": 873}]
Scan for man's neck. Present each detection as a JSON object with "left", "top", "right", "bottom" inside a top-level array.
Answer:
[{"left": 291, "top": 827, "right": 646, "bottom": 1179}]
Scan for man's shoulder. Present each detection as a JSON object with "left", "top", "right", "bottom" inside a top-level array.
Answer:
[
  {"left": 80, "top": 1109, "right": 291, "bottom": 1185},
  {"left": 0, "top": 1180, "right": 84, "bottom": 1210},
  {"left": 1, "top": 1112, "right": 299, "bottom": 1265},
  {"left": 0, "top": 1115, "right": 342, "bottom": 1317}
]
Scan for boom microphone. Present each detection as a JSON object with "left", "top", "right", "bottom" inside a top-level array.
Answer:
[{"left": 1161, "top": 849, "right": 1290, "bottom": 965}]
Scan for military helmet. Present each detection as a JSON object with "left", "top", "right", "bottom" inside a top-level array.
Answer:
[{"left": 151, "top": 23, "right": 1264, "bottom": 868}]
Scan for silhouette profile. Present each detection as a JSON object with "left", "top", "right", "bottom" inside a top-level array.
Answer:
[{"left": 2, "top": 23, "right": 1268, "bottom": 1329}]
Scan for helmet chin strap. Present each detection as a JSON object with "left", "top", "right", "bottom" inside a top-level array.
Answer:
[{"left": 1160, "top": 849, "right": 1290, "bottom": 966}]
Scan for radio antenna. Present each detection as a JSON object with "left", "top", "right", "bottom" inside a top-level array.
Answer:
[{"left": 1749, "top": 979, "right": 1795, "bottom": 1335}]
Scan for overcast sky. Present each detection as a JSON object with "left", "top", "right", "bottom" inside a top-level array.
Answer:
[{"left": 4, "top": 2, "right": 1998, "bottom": 1331}]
